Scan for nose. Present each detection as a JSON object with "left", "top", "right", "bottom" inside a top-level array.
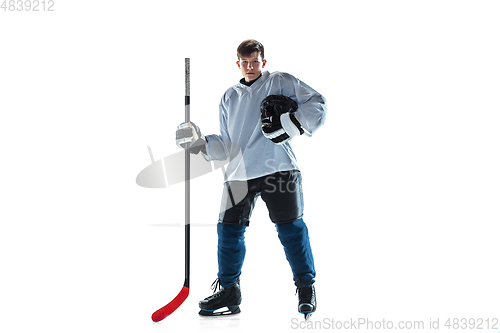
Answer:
[{"left": 245, "top": 62, "right": 253, "bottom": 69}]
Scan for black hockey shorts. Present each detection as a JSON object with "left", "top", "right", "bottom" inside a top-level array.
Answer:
[{"left": 218, "top": 170, "right": 304, "bottom": 226}]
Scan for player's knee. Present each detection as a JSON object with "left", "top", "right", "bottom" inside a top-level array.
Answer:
[
  {"left": 217, "top": 222, "right": 246, "bottom": 238},
  {"left": 275, "top": 218, "right": 308, "bottom": 238}
]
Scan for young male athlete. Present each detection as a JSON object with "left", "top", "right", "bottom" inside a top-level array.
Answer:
[{"left": 176, "top": 39, "right": 327, "bottom": 319}]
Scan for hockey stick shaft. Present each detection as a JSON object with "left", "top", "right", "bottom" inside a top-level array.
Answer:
[
  {"left": 184, "top": 57, "right": 191, "bottom": 288},
  {"left": 151, "top": 58, "right": 191, "bottom": 322}
]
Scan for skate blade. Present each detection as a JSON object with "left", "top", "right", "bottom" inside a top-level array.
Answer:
[
  {"left": 304, "top": 313, "right": 313, "bottom": 321},
  {"left": 199, "top": 306, "right": 241, "bottom": 317}
]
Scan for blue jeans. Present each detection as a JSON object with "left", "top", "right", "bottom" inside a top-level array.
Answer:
[{"left": 217, "top": 218, "right": 316, "bottom": 288}]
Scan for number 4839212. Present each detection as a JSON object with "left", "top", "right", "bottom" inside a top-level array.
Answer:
[{"left": 1, "top": 0, "right": 55, "bottom": 11}]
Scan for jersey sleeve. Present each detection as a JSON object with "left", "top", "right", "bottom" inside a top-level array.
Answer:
[{"left": 279, "top": 73, "right": 327, "bottom": 137}]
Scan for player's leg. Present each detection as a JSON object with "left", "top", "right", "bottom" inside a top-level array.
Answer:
[
  {"left": 215, "top": 178, "right": 258, "bottom": 286},
  {"left": 261, "top": 170, "right": 316, "bottom": 319},
  {"left": 199, "top": 179, "right": 258, "bottom": 316},
  {"left": 261, "top": 170, "right": 315, "bottom": 285}
]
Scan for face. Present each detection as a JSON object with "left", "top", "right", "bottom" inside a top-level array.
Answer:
[{"left": 237, "top": 51, "right": 267, "bottom": 82}]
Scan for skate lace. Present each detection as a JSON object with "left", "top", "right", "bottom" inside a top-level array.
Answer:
[
  {"left": 206, "top": 278, "right": 226, "bottom": 301},
  {"left": 211, "top": 278, "right": 222, "bottom": 293}
]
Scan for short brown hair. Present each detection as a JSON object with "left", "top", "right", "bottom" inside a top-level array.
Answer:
[{"left": 237, "top": 39, "right": 265, "bottom": 60}]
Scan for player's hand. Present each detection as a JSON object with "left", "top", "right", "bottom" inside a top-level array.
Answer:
[
  {"left": 176, "top": 121, "right": 206, "bottom": 154},
  {"left": 261, "top": 112, "right": 303, "bottom": 145},
  {"left": 260, "top": 95, "right": 304, "bottom": 145}
]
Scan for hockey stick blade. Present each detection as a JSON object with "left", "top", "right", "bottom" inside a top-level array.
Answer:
[{"left": 151, "top": 285, "right": 190, "bottom": 322}]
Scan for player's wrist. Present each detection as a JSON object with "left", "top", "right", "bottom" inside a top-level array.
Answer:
[{"left": 280, "top": 113, "right": 304, "bottom": 138}]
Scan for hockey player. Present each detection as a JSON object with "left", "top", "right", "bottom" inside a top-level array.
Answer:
[{"left": 176, "top": 39, "right": 326, "bottom": 320}]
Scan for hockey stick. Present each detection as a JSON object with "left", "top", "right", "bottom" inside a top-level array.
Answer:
[{"left": 151, "top": 58, "right": 191, "bottom": 322}]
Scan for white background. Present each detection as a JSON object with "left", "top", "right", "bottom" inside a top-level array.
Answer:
[{"left": 1, "top": 1, "right": 499, "bottom": 332}]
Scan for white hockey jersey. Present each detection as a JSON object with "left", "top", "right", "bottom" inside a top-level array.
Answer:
[{"left": 203, "top": 70, "right": 327, "bottom": 181}]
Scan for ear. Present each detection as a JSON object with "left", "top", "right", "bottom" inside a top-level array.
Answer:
[
  {"left": 262, "top": 59, "right": 267, "bottom": 67},
  {"left": 236, "top": 61, "right": 240, "bottom": 69}
]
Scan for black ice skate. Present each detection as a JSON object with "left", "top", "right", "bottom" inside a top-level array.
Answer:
[
  {"left": 198, "top": 278, "right": 242, "bottom": 317},
  {"left": 297, "top": 285, "right": 316, "bottom": 320}
]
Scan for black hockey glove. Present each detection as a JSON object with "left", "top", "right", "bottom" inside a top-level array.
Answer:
[
  {"left": 260, "top": 95, "right": 304, "bottom": 145},
  {"left": 176, "top": 121, "right": 206, "bottom": 154}
]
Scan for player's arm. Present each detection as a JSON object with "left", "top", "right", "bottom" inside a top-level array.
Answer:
[
  {"left": 281, "top": 73, "right": 327, "bottom": 137},
  {"left": 177, "top": 94, "right": 233, "bottom": 160}
]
